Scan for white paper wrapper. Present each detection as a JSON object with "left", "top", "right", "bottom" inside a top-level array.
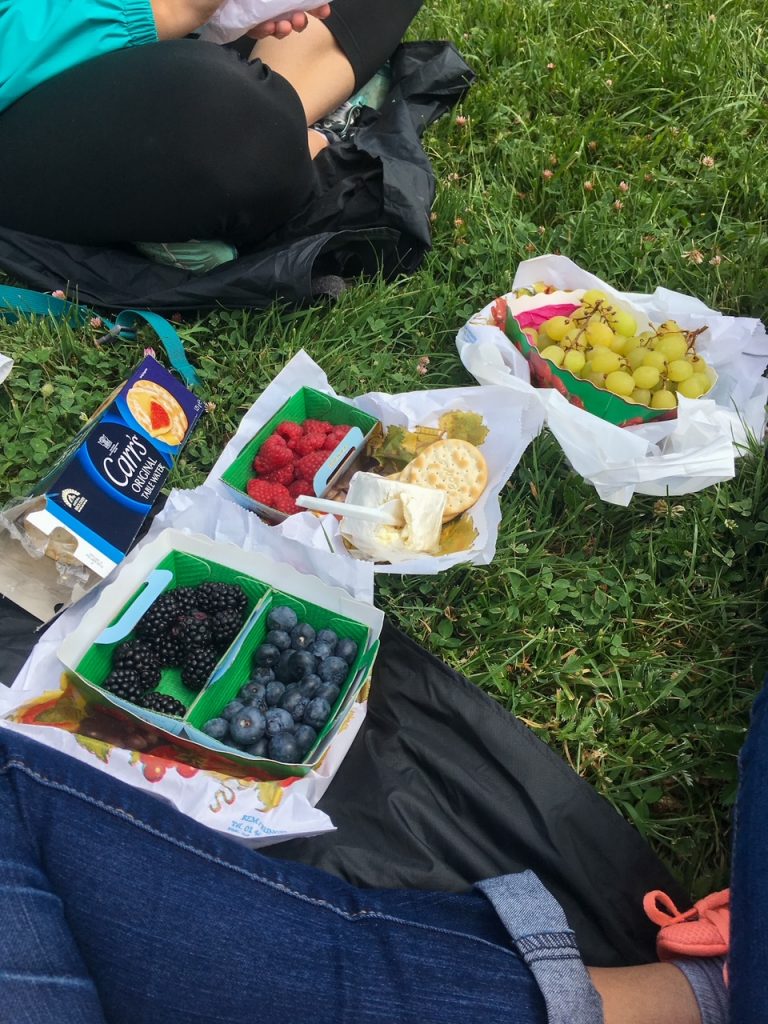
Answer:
[
  {"left": 457, "top": 255, "right": 768, "bottom": 506},
  {"left": 199, "top": 0, "right": 331, "bottom": 44},
  {"left": 0, "top": 352, "right": 11, "bottom": 385},
  {"left": 207, "top": 351, "right": 546, "bottom": 574},
  {"left": 0, "top": 487, "right": 375, "bottom": 847}
]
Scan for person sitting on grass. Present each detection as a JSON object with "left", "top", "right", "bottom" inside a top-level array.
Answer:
[{"left": 0, "top": 0, "right": 422, "bottom": 270}]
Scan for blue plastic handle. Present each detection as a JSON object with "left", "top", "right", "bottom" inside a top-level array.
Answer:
[{"left": 95, "top": 569, "right": 174, "bottom": 645}]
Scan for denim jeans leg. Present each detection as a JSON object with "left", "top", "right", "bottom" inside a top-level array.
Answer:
[
  {"left": 0, "top": 769, "right": 107, "bottom": 1024},
  {"left": 0, "top": 726, "right": 548, "bottom": 1024},
  {"left": 730, "top": 676, "right": 768, "bottom": 1024},
  {"left": 478, "top": 872, "right": 604, "bottom": 1024}
]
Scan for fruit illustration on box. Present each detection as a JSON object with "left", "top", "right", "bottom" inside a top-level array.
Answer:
[
  {"left": 506, "top": 286, "right": 716, "bottom": 423},
  {"left": 101, "top": 582, "right": 249, "bottom": 714},
  {"left": 201, "top": 605, "right": 359, "bottom": 764}
]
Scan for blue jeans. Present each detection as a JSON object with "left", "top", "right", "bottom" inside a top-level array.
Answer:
[
  {"left": 0, "top": 726, "right": 602, "bottom": 1024},
  {"left": 730, "top": 679, "right": 768, "bottom": 1023}
]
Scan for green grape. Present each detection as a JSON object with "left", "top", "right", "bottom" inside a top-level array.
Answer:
[
  {"left": 656, "top": 319, "right": 683, "bottom": 334},
  {"left": 524, "top": 328, "right": 539, "bottom": 348},
  {"left": 540, "top": 344, "right": 565, "bottom": 366},
  {"left": 667, "top": 359, "right": 694, "bottom": 382},
  {"left": 631, "top": 388, "right": 652, "bottom": 405},
  {"left": 533, "top": 282, "right": 549, "bottom": 293},
  {"left": 541, "top": 316, "right": 571, "bottom": 342},
  {"left": 605, "top": 370, "right": 635, "bottom": 397},
  {"left": 617, "top": 335, "right": 644, "bottom": 356},
  {"left": 641, "top": 351, "right": 668, "bottom": 371},
  {"left": 650, "top": 390, "right": 677, "bottom": 410},
  {"left": 690, "top": 371, "right": 712, "bottom": 394},
  {"left": 584, "top": 369, "right": 606, "bottom": 388},
  {"left": 632, "top": 365, "right": 661, "bottom": 390},
  {"left": 677, "top": 377, "right": 707, "bottom": 399},
  {"left": 626, "top": 347, "right": 647, "bottom": 371},
  {"left": 562, "top": 326, "right": 587, "bottom": 350},
  {"left": 590, "top": 350, "right": 621, "bottom": 374},
  {"left": 613, "top": 308, "right": 637, "bottom": 336},
  {"left": 563, "top": 349, "right": 586, "bottom": 373},
  {"left": 585, "top": 320, "right": 614, "bottom": 347},
  {"left": 652, "top": 333, "right": 688, "bottom": 360},
  {"left": 581, "top": 289, "right": 612, "bottom": 306}
]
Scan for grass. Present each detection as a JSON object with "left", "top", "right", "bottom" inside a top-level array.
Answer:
[{"left": 1, "top": 0, "right": 767, "bottom": 896}]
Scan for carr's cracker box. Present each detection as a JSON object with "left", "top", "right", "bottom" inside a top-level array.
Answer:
[{"left": 0, "top": 357, "right": 204, "bottom": 621}]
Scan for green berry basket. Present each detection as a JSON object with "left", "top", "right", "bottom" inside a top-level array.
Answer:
[
  {"left": 503, "top": 303, "right": 678, "bottom": 428},
  {"left": 220, "top": 387, "right": 380, "bottom": 521},
  {"left": 184, "top": 589, "right": 378, "bottom": 778},
  {"left": 73, "top": 551, "right": 271, "bottom": 732}
]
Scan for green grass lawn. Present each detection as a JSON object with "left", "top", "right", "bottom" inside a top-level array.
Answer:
[{"left": 1, "top": 0, "right": 767, "bottom": 896}]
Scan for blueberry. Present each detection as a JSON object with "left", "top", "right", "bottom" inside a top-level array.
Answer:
[
  {"left": 280, "top": 689, "right": 309, "bottom": 722},
  {"left": 221, "top": 699, "right": 245, "bottom": 721},
  {"left": 290, "top": 622, "right": 316, "bottom": 650},
  {"left": 308, "top": 640, "right": 333, "bottom": 661},
  {"left": 318, "top": 656, "right": 348, "bottom": 687},
  {"left": 292, "top": 650, "right": 316, "bottom": 678},
  {"left": 229, "top": 708, "right": 266, "bottom": 746},
  {"left": 316, "top": 628, "right": 338, "bottom": 651},
  {"left": 255, "top": 643, "right": 280, "bottom": 668},
  {"left": 294, "top": 724, "right": 318, "bottom": 757},
  {"left": 240, "top": 681, "right": 266, "bottom": 704},
  {"left": 250, "top": 666, "right": 275, "bottom": 687},
  {"left": 336, "top": 638, "right": 359, "bottom": 665},
  {"left": 300, "top": 674, "right": 322, "bottom": 697},
  {"left": 303, "top": 697, "right": 331, "bottom": 731},
  {"left": 245, "top": 738, "right": 269, "bottom": 757},
  {"left": 276, "top": 648, "right": 296, "bottom": 681},
  {"left": 267, "top": 605, "right": 298, "bottom": 632},
  {"left": 316, "top": 683, "right": 340, "bottom": 706},
  {"left": 268, "top": 731, "right": 300, "bottom": 763},
  {"left": 265, "top": 680, "right": 286, "bottom": 707},
  {"left": 266, "top": 629, "right": 292, "bottom": 652},
  {"left": 202, "top": 717, "right": 228, "bottom": 741},
  {"left": 265, "top": 708, "right": 295, "bottom": 736}
]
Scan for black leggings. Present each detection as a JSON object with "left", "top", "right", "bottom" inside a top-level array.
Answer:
[{"left": 0, "top": 0, "right": 422, "bottom": 246}]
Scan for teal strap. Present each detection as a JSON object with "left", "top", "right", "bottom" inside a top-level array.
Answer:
[{"left": 0, "top": 285, "right": 200, "bottom": 389}]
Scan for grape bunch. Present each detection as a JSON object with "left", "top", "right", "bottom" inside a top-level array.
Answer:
[
  {"left": 200, "top": 604, "right": 360, "bottom": 764},
  {"left": 524, "top": 289, "right": 714, "bottom": 410}
]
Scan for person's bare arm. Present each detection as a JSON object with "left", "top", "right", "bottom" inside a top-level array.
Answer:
[{"left": 150, "top": 1, "right": 331, "bottom": 41}]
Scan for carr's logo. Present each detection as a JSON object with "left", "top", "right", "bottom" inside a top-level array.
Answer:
[{"left": 61, "top": 488, "right": 88, "bottom": 513}]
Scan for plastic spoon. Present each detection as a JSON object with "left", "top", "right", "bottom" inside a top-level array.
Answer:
[{"left": 295, "top": 494, "right": 403, "bottom": 526}]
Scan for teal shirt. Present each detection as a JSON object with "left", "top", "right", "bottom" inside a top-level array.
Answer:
[{"left": 0, "top": 0, "right": 158, "bottom": 114}]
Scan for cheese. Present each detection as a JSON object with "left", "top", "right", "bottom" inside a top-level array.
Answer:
[{"left": 340, "top": 473, "right": 446, "bottom": 562}]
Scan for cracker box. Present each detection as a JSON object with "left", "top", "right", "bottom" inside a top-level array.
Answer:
[{"left": 0, "top": 357, "right": 204, "bottom": 621}]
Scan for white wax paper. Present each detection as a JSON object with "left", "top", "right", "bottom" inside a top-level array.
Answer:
[
  {"left": 207, "top": 351, "right": 546, "bottom": 574},
  {"left": 199, "top": 0, "right": 331, "bottom": 44},
  {"left": 457, "top": 255, "right": 768, "bottom": 505}
]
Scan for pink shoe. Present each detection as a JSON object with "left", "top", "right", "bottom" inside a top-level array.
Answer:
[{"left": 644, "top": 888, "right": 730, "bottom": 960}]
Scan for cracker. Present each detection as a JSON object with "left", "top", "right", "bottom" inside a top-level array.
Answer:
[{"left": 400, "top": 439, "right": 488, "bottom": 521}]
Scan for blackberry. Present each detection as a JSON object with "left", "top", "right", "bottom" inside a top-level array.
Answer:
[
  {"left": 195, "top": 582, "right": 247, "bottom": 616},
  {"left": 172, "top": 586, "right": 200, "bottom": 614},
  {"left": 173, "top": 611, "right": 212, "bottom": 649},
  {"left": 143, "top": 634, "right": 183, "bottom": 668},
  {"left": 210, "top": 609, "right": 245, "bottom": 651},
  {"left": 135, "top": 593, "right": 180, "bottom": 640},
  {"left": 138, "top": 692, "right": 186, "bottom": 717},
  {"left": 112, "top": 641, "right": 162, "bottom": 687},
  {"left": 102, "top": 668, "right": 146, "bottom": 703},
  {"left": 181, "top": 647, "right": 219, "bottom": 691}
]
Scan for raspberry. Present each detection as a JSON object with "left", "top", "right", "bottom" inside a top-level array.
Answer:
[
  {"left": 263, "top": 464, "right": 295, "bottom": 486},
  {"left": 262, "top": 433, "right": 287, "bottom": 452},
  {"left": 327, "top": 424, "right": 351, "bottom": 443},
  {"left": 276, "top": 421, "right": 303, "bottom": 443},
  {"left": 272, "top": 492, "right": 299, "bottom": 516},
  {"left": 247, "top": 479, "right": 286, "bottom": 506},
  {"left": 322, "top": 435, "right": 340, "bottom": 452},
  {"left": 294, "top": 432, "right": 326, "bottom": 457},
  {"left": 302, "top": 419, "right": 332, "bottom": 434},
  {"left": 296, "top": 451, "right": 330, "bottom": 482},
  {"left": 288, "top": 478, "right": 314, "bottom": 499},
  {"left": 253, "top": 442, "right": 293, "bottom": 474}
]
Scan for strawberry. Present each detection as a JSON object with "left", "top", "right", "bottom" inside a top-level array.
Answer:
[
  {"left": 275, "top": 421, "right": 303, "bottom": 443},
  {"left": 263, "top": 464, "right": 295, "bottom": 486},
  {"left": 294, "top": 431, "right": 326, "bottom": 457},
  {"left": 288, "top": 478, "right": 314, "bottom": 499},
  {"left": 296, "top": 451, "right": 329, "bottom": 482},
  {"left": 302, "top": 419, "right": 332, "bottom": 434}
]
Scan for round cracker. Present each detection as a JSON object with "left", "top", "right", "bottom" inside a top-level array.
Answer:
[{"left": 400, "top": 439, "right": 488, "bottom": 521}]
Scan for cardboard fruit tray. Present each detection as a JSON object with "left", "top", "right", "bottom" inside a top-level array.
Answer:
[
  {"left": 220, "top": 386, "right": 379, "bottom": 521},
  {"left": 58, "top": 531, "right": 383, "bottom": 779}
]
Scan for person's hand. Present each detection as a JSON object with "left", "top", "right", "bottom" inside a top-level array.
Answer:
[{"left": 246, "top": 4, "right": 331, "bottom": 40}]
